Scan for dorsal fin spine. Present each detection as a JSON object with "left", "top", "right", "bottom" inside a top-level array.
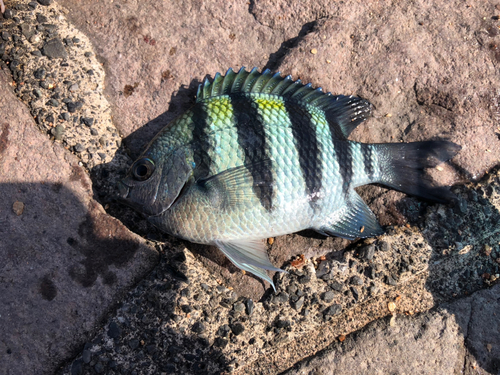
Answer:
[
  {"left": 269, "top": 75, "right": 293, "bottom": 96},
  {"left": 260, "top": 72, "right": 283, "bottom": 94}
]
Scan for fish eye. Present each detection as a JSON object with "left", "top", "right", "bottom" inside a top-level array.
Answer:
[{"left": 132, "top": 158, "right": 155, "bottom": 181}]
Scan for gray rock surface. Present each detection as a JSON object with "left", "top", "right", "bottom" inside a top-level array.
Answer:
[
  {"left": 0, "top": 69, "right": 158, "bottom": 374},
  {"left": 0, "top": 0, "right": 499, "bottom": 374},
  {"left": 285, "top": 283, "right": 500, "bottom": 375}
]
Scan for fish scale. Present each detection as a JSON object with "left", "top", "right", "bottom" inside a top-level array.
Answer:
[{"left": 119, "top": 67, "right": 461, "bottom": 290}]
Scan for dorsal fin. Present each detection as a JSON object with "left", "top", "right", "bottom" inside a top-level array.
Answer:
[{"left": 196, "top": 67, "right": 373, "bottom": 138}]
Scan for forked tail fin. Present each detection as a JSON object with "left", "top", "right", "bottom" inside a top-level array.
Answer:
[{"left": 373, "top": 140, "right": 461, "bottom": 203}]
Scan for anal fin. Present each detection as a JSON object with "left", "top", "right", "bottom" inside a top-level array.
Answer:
[
  {"left": 315, "top": 192, "right": 384, "bottom": 241},
  {"left": 215, "top": 239, "right": 284, "bottom": 291}
]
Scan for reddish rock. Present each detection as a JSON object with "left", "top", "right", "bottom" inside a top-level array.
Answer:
[
  {"left": 55, "top": 0, "right": 499, "bottom": 300},
  {"left": 0, "top": 70, "right": 158, "bottom": 375},
  {"left": 57, "top": 0, "right": 286, "bottom": 155}
]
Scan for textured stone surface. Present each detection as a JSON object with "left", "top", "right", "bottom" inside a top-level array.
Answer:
[
  {"left": 284, "top": 309, "right": 466, "bottom": 375},
  {"left": 0, "top": 70, "right": 158, "bottom": 375},
  {"left": 285, "top": 283, "right": 500, "bottom": 375},
  {"left": 1, "top": 0, "right": 500, "bottom": 374},
  {"left": 52, "top": 0, "right": 500, "bottom": 300},
  {"left": 460, "top": 284, "right": 500, "bottom": 375},
  {"left": 56, "top": 0, "right": 286, "bottom": 156}
]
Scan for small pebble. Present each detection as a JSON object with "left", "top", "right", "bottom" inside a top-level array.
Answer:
[
  {"left": 286, "top": 284, "right": 298, "bottom": 294},
  {"left": 273, "top": 292, "right": 289, "bottom": 303},
  {"left": 107, "top": 322, "right": 121, "bottom": 339},
  {"left": 385, "top": 275, "right": 397, "bottom": 286},
  {"left": 214, "top": 337, "right": 228, "bottom": 348},
  {"left": 358, "top": 244, "right": 375, "bottom": 260},
  {"left": 128, "top": 338, "right": 140, "bottom": 350},
  {"left": 66, "top": 101, "right": 83, "bottom": 113},
  {"left": 230, "top": 323, "right": 245, "bottom": 336},
  {"left": 51, "top": 124, "right": 65, "bottom": 140},
  {"left": 12, "top": 201, "right": 24, "bottom": 215},
  {"left": 292, "top": 296, "right": 304, "bottom": 310},
  {"left": 74, "top": 143, "right": 85, "bottom": 153},
  {"left": 82, "top": 349, "right": 91, "bottom": 364},
  {"left": 60, "top": 112, "right": 70, "bottom": 121},
  {"left": 378, "top": 241, "right": 390, "bottom": 252},
  {"left": 388, "top": 301, "right": 396, "bottom": 312},
  {"left": 37, "top": 0, "right": 53, "bottom": 5},
  {"left": 350, "top": 276, "right": 364, "bottom": 286},
  {"left": 29, "top": 35, "right": 41, "bottom": 44},
  {"left": 4, "top": 9, "right": 15, "bottom": 19},
  {"left": 42, "top": 38, "right": 68, "bottom": 59},
  {"left": 36, "top": 14, "right": 48, "bottom": 23},
  {"left": 245, "top": 298, "right": 254, "bottom": 315},
  {"left": 217, "top": 324, "right": 231, "bottom": 338},
  {"left": 233, "top": 302, "right": 245, "bottom": 313},
  {"left": 351, "top": 286, "right": 359, "bottom": 300},
  {"left": 275, "top": 319, "right": 291, "bottom": 329},
  {"left": 389, "top": 314, "right": 396, "bottom": 327},
  {"left": 20, "top": 24, "right": 35, "bottom": 40},
  {"left": 329, "top": 281, "right": 344, "bottom": 292},
  {"left": 191, "top": 322, "right": 205, "bottom": 334},
  {"left": 299, "top": 275, "right": 311, "bottom": 284},
  {"left": 81, "top": 117, "right": 94, "bottom": 126},
  {"left": 323, "top": 304, "right": 342, "bottom": 317},
  {"left": 322, "top": 291, "right": 335, "bottom": 303},
  {"left": 369, "top": 285, "right": 379, "bottom": 295}
]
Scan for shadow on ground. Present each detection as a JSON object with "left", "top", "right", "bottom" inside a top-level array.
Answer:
[
  {"left": 0, "top": 182, "right": 158, "bottom": 375},
  {"left": 85, "top": 65, "right": 500, "bottom": 373}
]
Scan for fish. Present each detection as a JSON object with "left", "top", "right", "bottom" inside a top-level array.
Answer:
[{"left": 118, "top": 67, "right": 461, "bottom": 290}]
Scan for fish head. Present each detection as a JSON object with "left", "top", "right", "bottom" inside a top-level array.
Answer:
[{"left": 118, "top": 147, "right": 193, "bottom": 216}]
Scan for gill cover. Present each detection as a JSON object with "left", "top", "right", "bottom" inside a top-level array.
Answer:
[{"left": 120, "top": 148, "right": 193, "bottom": 216}]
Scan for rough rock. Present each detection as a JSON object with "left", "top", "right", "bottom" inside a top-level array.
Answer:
[
  {"left": 56, "top": 0, "right": 287, "bottom": 155},
  {"left": 285, "top": 283, "right": 500, "bottom": 375},
  {"left": 41, "top": 37, "right": 67, "bottom": 58},
  {"left": 50, "top": 0, "right": 500, "bottom": 299},
  {"left": 0, "top": 70, "right": 158, "bottom": 374},
  {"left": 1, "top": 0, "right": 500, "bottom": 374},
  {"left": 285, "top": 309, "right": 466, "bottom": 374}
]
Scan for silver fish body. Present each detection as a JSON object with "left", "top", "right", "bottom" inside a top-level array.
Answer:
[{"left": 119, "top": 67, "right": 460, "bottom": 289}]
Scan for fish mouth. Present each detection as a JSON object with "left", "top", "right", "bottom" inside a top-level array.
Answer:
[
  {"left": 115, "top": 180, "right": 168, "bottom": 217},
  {"left": 117, "top": 180, "right": 130, "bottom": 199}
]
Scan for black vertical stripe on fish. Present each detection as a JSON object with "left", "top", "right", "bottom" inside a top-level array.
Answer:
[
  {"left": 230, "top": 94, "right": 274, "bottom": 211},
  {"left": 363, "top": 144, "right": 375, "bottom": 181},
  {"left": 285, "top": 100, "right": 322, "bottom": 208},
  {"left": 332, "top": 139, "right": 353, "bottom": 196},
  {"left": 191, "top": 104, "right": 212, "bottom": 180}
]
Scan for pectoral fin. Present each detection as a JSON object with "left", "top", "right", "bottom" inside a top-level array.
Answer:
[
  {"left": 197, "top": 160, "right": 274, "bottom": 210},
  {"left": 315, "top": 192, "right": 384, "bottom": 240},
  {"left": 215, "top": 239, "right": 284, "bottom": 291}
]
